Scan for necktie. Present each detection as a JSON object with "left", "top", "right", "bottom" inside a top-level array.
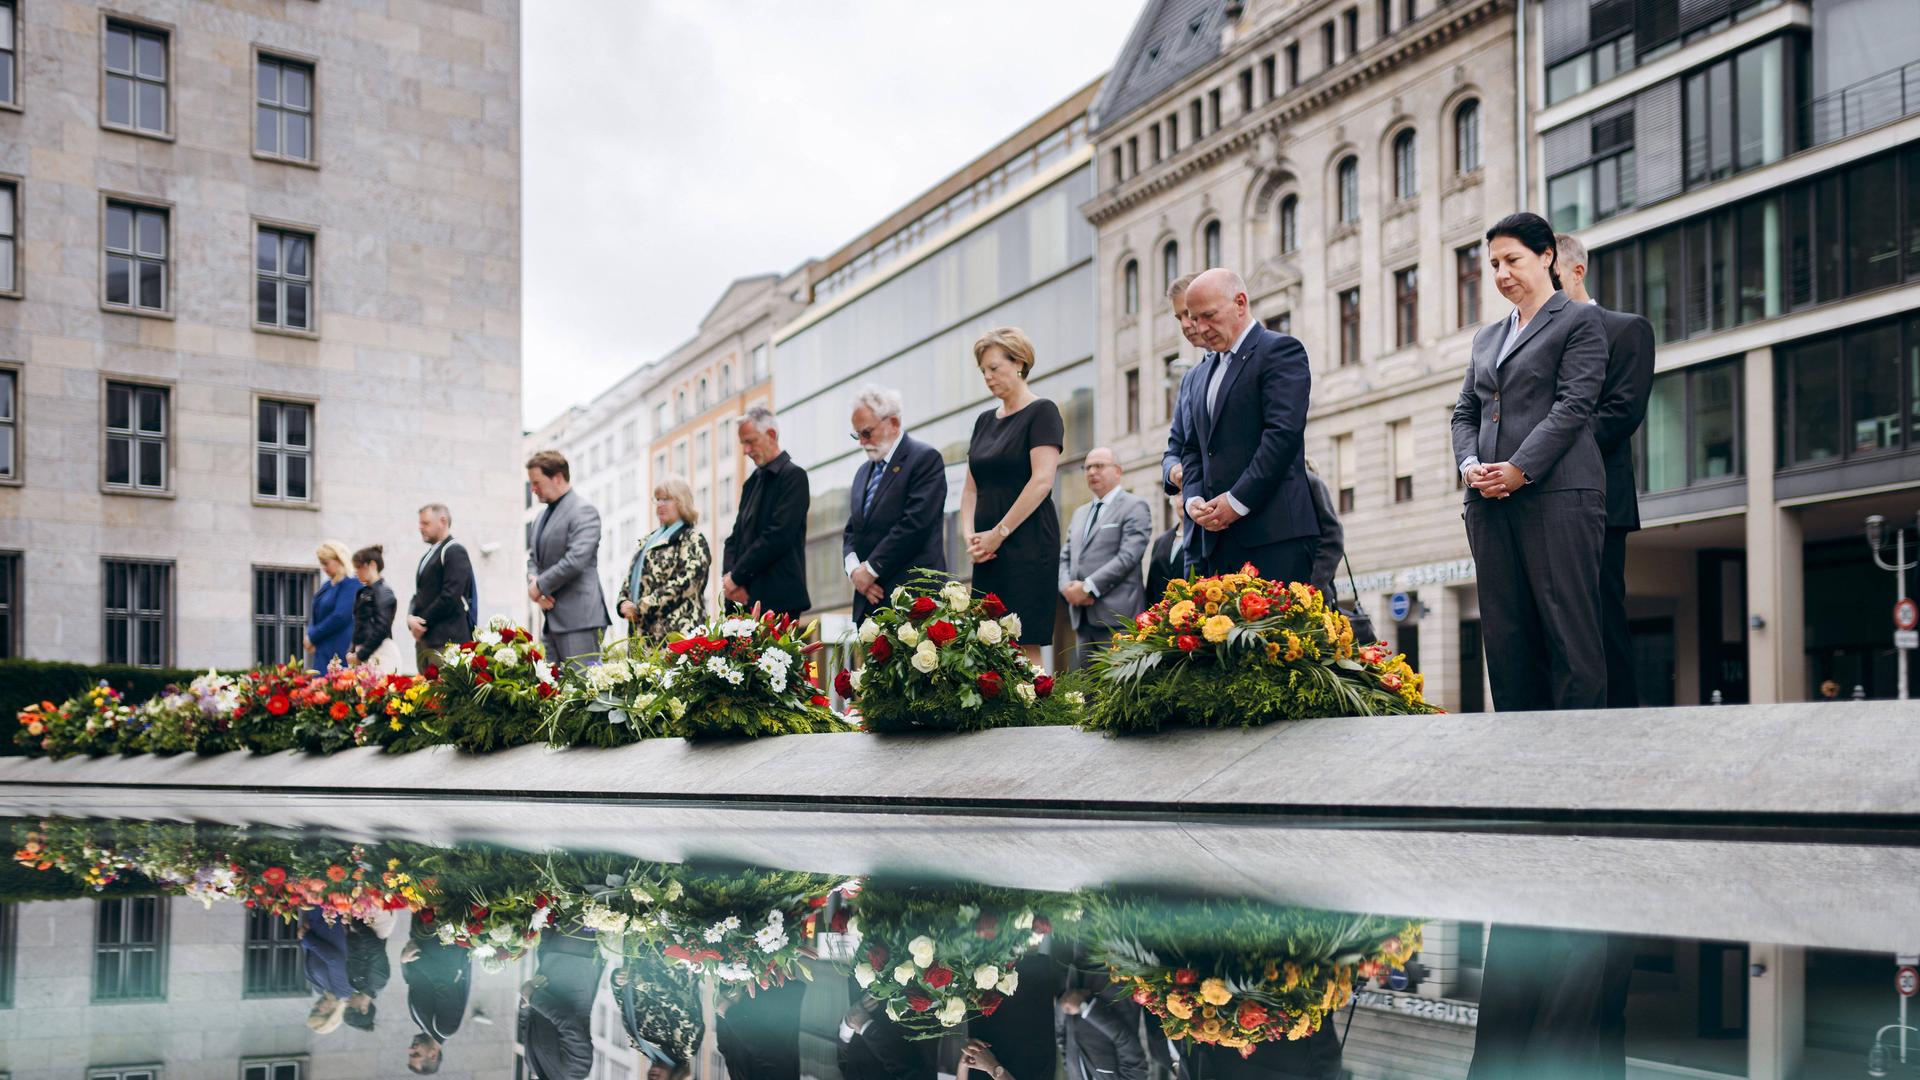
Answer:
[
  {"left": 1206, "top": 349, "right": 1234, "bottom": 418},
  {"left": 862, "top": 459, "right": 883, "bottom": 514},
  {"left": 533, "top": 505, "right": 553, "bottom": 552},
  {"left": 1084, "top": 498, "right": 1103, "bottom": 540}
]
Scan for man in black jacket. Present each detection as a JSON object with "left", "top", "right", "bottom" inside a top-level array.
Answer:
[
  {"left": 715, "top": 977, "right": 808, "bottom": 1080},
  {"left": 1058, "top": 988, "right": 1149, "bottom": 1080},
  {"left": 839, "top": 995, "right": 933, "bottom": 1080},
  {"left": 1559, "top": 233, "right": 1655, "bottom": 708},
  {"left": 1145, "top": 494, "right": 1188, "bottom": 608},
  {"left": 402, "top": 918, "right": 469, "bottom": 1074},
  {"left": 518, "top": 932, "right": 604, "bottom": 1080},
  {"left": 843, "top": 385, "right": 947, "bottom": 622},
  {"left": 343, "top": 917, "right": 392, "bottom": 1032},
  {"left": 723, "top": 406, "right": 812, "bottom": 620},
  {"left": 406, "top": 503, "right": 474, "bottom": 672}
]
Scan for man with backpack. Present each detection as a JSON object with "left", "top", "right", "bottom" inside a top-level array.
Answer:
[{"left": 407, "top": 503, "right": 477, "bottom": 672}]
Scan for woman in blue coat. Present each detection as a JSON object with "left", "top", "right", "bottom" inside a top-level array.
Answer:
[{"left": 305, "top": 540, "right": 362, "bottom": 671}]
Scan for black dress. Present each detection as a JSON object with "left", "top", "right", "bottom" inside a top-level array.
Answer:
[{"left": 968, "top": 397, "right": 1064, "bottom": 648}]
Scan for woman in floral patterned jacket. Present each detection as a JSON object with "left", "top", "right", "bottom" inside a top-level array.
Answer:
[{"left": 617, "top": 476, "right": 711, "bottom": 643}]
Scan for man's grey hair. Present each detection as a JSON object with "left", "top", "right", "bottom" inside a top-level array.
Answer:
[
  {"left": 739, "top": 405, "right": 779, "bottom": 433},
  {"left": 849, "top": 383, "right": 904, "bottom": 421},
  {"left": 1555, "top": 232, "right": 1589, "bottom": 272},
  {"left": 417, "top": 503, "right": 451, "bottom": 525}
]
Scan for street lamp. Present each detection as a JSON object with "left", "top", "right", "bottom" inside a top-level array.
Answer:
[{"left": 1864, "top": 512, "right": 1920, "bottom": 702}]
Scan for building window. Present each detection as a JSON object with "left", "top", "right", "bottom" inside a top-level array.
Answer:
[
  {"left": 255, "top": 399, "right": 313, "bottom": 503},
  {"left": 719, "top": 364, "right": 733, "bottom": 397},
  {"left": 751, "top": 343, "right": 768, "bottom": 383},
  {"left": 1342, "top": 7, "right": 1360, "bottom": 56},
  {"left": 255, "top": 55, "right": 314, "bottom": 162},
  {"left": 0, "top": 364, "right": 15, "bottom": 481},
  {"left": 104, "top": 382, "right": 168, "bottom": 492},
  {"left": 1392, "top": 129, "right": 1418, "bottom": 200},
  {"left": 1208, "top": 88, "right": 1221, "bottom": 131},
  {"left": 1338, "top": 287, "right": 1361, "bottom": 366},
  {"left": 88, "top": 1069, "right": 160, "bottom": 1080},
  {"left": 1394, "top": 266, "right": 1419, "bottom": 348},
  {"left": 1683, "top": 37, "right": 1792, "bottom": 189},
  {"left": 1161, "top": 241, "right": 1178, "bottom": 289},
  {"left": 104, "top": 201, "right": 168, "bottom": 312},
  {"left": 1203, "top": 220, "right": 1222, "bottom": 269},
  {"left": 695, "top": 430, "right": 709, "bottom": 471},
  {"left": 1125, "top": 368, "right": 1141, "bottom": 434},
  {"left": 1636, "top": 358, "right": 1742, "bottom": 492},
  {"left": 94, "top": 896, "right": 167, "bottom": 1001},
  {"left": 1265, "top": 311, "right": 1293, "bottom": 335},
  {"left": 1278, "top": 195, "right": 1298, "bottom": 254},
  {"left": 1190, "top": 99, "right": 1204, "bottom": 140},
  {"left": 1549, "top": 107, "right": 1637, "bottom": 232},
  {"left": 1127, "top": 135, "right": 1139, "bottom": 175},
  {"left": 1378, "top": 0, "right": 1392, "bottom": 36},
  {"left": 1391, "top": 419, "right": 1415, "bottom": 502},
  {"left": 0, "top": 549, "right": 18, "bottom": 658},
  {"left": 697, "top": 378, "right": 709, "bottom": 412},
  {"left": 242, "top": 1061, "right": 305, "bottom": 1080},
  {"left": 1163, "top": 355, "right": 1181, "bottom": 419},
  {"left": 620, "top": 420, "right": 639, "bottom": 454},
  {"left": 1151, "top": 124, "right": 1163, "bottom": 163},
  {"left": 653, "top": 403, "right": 667, "bottom": 435},
  {"left": 1336, "top": 157, "right": 1359, "bottom": 225},
  {"left": 242, "top": 908, "right": 306, "bottom": 997},
  {"left": 1110, "top": 146, "right": 1125, "bottom": 185},
  {"left": 673, "top": 441, "right": 687, "bottom": 475},
  {"left": 675, "top": 391, "right": 687, "bottom": 422},
  {"left": 1776, "top": 316, "right": 1920, "bottom": 468},
  {"left": 1405, "top": 0, "right": 1417, "bottom": 22},
  {"left": 1166, "top": 113, "right": 1179, "bottom": 152},
  {"left": 0, "top": 1, "right": 14, "bottom": 107},
  {"left": 1321, "top": 21, "right": 1336, "bottom": 68},
  {"left": 255, "top": 227, "right": 313, "bottom": 331},
  {"left": 1454, "top": 99, "right": 1481, "bottom": 174},
  {"left": 654, "top": 452, "right": 666, "bottom": 478},
  {"left": 1332, "top": 433, "right": 1356, "bottom": 513},
  {"left": 0, "top": 178, "right": 16, "bottom": 295},
  {"left": 1123, "top": 259, "right": 1139, "bottom": 315},
  {"left": 103, "top": 20, "right": 169, "bottom": 136},
  {"left": 103, "top": 559, "right": 172, "bottom": 668},
  {"left": 1287, "top": 41, "right": 1301, "bottom": 88},
  {"left": 1261, "top": 55, "right": 1276, "bottom": 100},
  {"left": 1456, "top": 243, "right": 1483, "bottom": 328}
]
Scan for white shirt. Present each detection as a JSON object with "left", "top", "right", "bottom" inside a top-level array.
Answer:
[
  {"left": 846, "top": 431, "right": 907, "bottom": 578},
  {"left": 1189, "top": 321, "right": 1260, "bottom": 520},
  {"left": 1076, "top": 491, "right": 1117, "bottom": 598}
]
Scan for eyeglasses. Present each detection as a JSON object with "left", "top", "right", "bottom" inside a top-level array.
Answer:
[{"left": 849, "top": 420, "right": 896, "bottom": 443}]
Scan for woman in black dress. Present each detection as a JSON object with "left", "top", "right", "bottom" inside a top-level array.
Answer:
[{"left": 963, "top": 327, "right": 1062, "bottom": 664}]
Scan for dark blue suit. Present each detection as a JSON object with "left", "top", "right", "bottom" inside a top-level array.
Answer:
[
  {"left": 843, "top": 433, "right": 949, "bottom": 622},
  {"left": 1177, "top": 324, "right": 1317, "bottom": 581},
  {"left": 1161, "top": 358, "right": 1207, "bottom": 567}
]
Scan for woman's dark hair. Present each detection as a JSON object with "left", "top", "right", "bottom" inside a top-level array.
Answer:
[
  {"left": 1485, "top": 212, "right": 1563, "bottom": 291},
  {"left": 351, "top": 544, "right": 385, "bottom": 571},
  {"left": 343, "top": 1000, "right": 377, "bottom": 1030}
]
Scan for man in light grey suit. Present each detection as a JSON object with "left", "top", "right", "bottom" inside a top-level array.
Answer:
[
  {"left": 526, "top": 449, "right": 610, "bottom": 665},
  {"left": 1060, "top": 447, "right": 1153, "bottom": 663}
]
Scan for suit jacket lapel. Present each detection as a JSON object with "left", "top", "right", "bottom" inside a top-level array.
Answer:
[
  {"left": 1497, "top": 296, "right": 1562, "bottom": 383},
  {"left": 850, "top": 460, "right": 874, "bottom": 528},
  {"left": 1207, "top": 329, "right": 1261, "bottom": 443},
  {"left": 1192, "top": 352, "right": 1219, "bottom": 450},
  {"left": 868, "top": 441, "right": 909, "bottom": 512}
]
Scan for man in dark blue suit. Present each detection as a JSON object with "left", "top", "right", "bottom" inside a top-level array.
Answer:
[
  {"left": 844, "top": 384, "right": 948, "bottom": 621},
  {"left": 1176, "top": 268, "right": 1318, "bottom": 583},
  {"left": 1160, "top": 273, "right": 1209, "bottom": 577}
]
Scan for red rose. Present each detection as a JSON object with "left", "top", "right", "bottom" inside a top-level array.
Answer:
[
  {"left": 928, "top": 620, "right": 958, "bottom": 646},
  {"left": 474, "top": 671, "right": 493, "bottom": 684},
  {"left": 1033, "top": 675, "right": 1054, "bottom": 698},
  {"left": 979, "top": 990, "right": 1005, "bottom": 1017},
  {"left": 867, "top": 945, "right": 889, "bottom": 969},
  {"left": 1176, "top": 635, "right": 1199, "bottom": 652},
  {"left": 538, "top": 683, "right": 558, "bottom": 699},
  {"left": 833, "top": 670, "right": 854, "bottom": 698},
  {"left": 1172, "top": 968, "right": 1199, "bottom": 986},
  {"left": 1132, "top": 985, "right": 1159, "bottom": 1007},
  {"left": 909, "top": 596, "right": 938, "bottom": 621},
  {"left": 869, "top": 636, "right": 893, "bottom": 663},
  {"left": 830, "top": 908, "right": 851, "bottom": 934},
  {"left": 329, "top": 701, "right": 350, "bottom": 720},
  {"left": 527, "top": 646, "right": 543, "bottom": 661},
  {"left": 1237, "top": 1001, "right": 1271, "bottom": 1029},
  {"left": 460, "top": 641, "right": 476, "bottom": 651},
  {"left": 810, "top": 694, "right": 829, "bottom": 707},
  {"left": 471, "top": 655, "right": 490, "bottom": 670},
  {"left": 924, "top": 965, "right": 954, "bottom": 989},
  {"left": 975, "top": 912, "right": 999, "bottom": 939},
  {"left": 1239, "top": 593, "right": 1271, "bottom": 620},
  {"left": 981, "top": 593, "right": 1007, "bottom": 618},
  {"left": 976, "top": 671, "right": 1003, "bottom": 698},
  {"left": 424, "top": 665, "right": 440, "bottom": 680},
  {"left": 266, "top": 694, "right": 291, "bottom": 716},
  {"left": 1032, "top": 915, "right": 1052, "bottom": 934},
  {"left": 906, "top": 993, "right": 934, "bottom": 1013}
]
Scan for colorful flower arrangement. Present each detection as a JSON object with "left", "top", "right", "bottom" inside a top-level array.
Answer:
[
  {"left": 1084, "top": 567, "right": 1437, "bottom": 732},
  {"left": 125, "top": 671, "right": 243, "bottom": 755},
  {"left": 539, "top": 638, "right": 686, "bottom": 748},
  {"left": 847, "top": 573, "right": 1077, "bottom": 732},
  {"left": 848, "top": 883, "right": 1080, "bottom": 1037},
  {"left": 391, "top": 618, "right": 561, "bottom": 753},
  {"left": 1082, "top": 895, "right": 1424, "bottom": 1057},
  {"left": 424, "top": 885, "right": 554, "bottom": 971},
  {"left": 10, "top": 681, "right": 135, "bottom": 757},
  {"left": 659, "top": 611, "right": 850, "bottom": 738}
]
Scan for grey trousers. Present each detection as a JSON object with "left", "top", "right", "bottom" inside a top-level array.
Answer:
[
  {"left": 543, "top": 628, "right": 603, "bottom": 666},
  {"left": 1464, "top": 489, "right": 1607, "bottom": 712}
]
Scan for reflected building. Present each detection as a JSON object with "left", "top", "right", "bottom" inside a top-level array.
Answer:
[{"left": 772, "top": 82, "right": 1103, "bottom": 650}]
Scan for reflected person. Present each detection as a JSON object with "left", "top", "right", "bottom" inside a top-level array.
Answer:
[
  {"left": 299, "top": 906, "right": 353, "bottom": 1034},
  {"left": 1466, "top": 926, "right": 1632, "bottom": 1080},
  {"left": 1058, "top": 988, "right": 1149, "bottom": 1080},
  {"left": 841, "top": 993, "right": 934, "bottom": 1080},
  {"left": 716, "top": 976, "right": 809, "bottom": 1080},
  {"left": 518, "top": 929, "right": 605, "bottom": 1079},
  {"left": 403, "top": 915, "right": 471, "bottom": 1074},
  {"left": 342, "top": 913, "right": 393, "bottom": 1032},
  {"left": 612, "top": 955, "right": 703, "bottom": 1080}
]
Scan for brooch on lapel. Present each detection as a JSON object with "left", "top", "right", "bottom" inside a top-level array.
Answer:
[{"left": 891, "top": 466, "right": 901, "bottom": 474}]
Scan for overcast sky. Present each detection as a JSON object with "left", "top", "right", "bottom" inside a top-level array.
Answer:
[{"left": 520, "top": 1, "right": 1137, "bottom": 430}]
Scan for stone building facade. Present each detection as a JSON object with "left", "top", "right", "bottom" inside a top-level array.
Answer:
[{"left": 0, "top": 0, "right": 523, "bottom": 672}]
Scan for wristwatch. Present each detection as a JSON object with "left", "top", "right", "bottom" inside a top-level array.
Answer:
[{"left": 996, "top": 523, "right": 1011, "bottom": 539}]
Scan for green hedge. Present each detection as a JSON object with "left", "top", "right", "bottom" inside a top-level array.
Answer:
[{"left": 0, "top": 659, "right": 218, "bottom": 754}]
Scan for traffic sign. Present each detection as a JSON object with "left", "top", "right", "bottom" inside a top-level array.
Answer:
[
  {"left": 1389, "top": 592, "right": 1411, "bottom": 621},
  {"left": 1898, "top": 966, "right": 1918, "bottom": 998},
  {"left": 1898, "top": 630, "right": 1919, "bottom": 651},
  {"left": 1898, "top": 598, "right": 1918, "bottom": 631}
]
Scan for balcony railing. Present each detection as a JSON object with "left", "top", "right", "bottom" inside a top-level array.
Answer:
[{"left": 1801, "top": 59, "right": 1920, "bottom": 149}]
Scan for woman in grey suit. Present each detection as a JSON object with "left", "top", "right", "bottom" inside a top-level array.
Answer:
[{"left": 1451, "top": 212, "right": 1609, "bottom": 712}]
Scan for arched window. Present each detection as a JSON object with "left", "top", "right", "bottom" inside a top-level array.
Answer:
[
  {"left": 720, "top": 364, "right": 733, "bottom": 397},
  {"left": 697, "top": 377, "right": 709, "bottom": 411},
  {"left": 1392, "top": 130, "right": 1418, "bottom": 200},
  {"left": 1454, "top": 99, "right": 1481, "bottom": 174},
  {"left": 1123, "top": 259, "right": 1140, "bottom": 315},
  {"left": 1203, "top": 220, "right": 1222, "bottom": 268},
  {"left": 1336, "top": 157, "right": 1360, "bottom": 225},
  {"left": 1279, "top": 195, "right": 1299, "bottom": 254},
  {"left": 1162, "top": 241, "right": 1179, "bottom": 288}
]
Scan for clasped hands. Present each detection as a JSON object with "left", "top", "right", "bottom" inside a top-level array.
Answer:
[
  {"left": 850, "top": 563, "right": 885, "bottom": 606},
  {"left": 1185, "top": 494, "right": 1244, "bottom": 533},
  {"left": 965, "top": 529, "right": 1005, "bottom": 564},
  {"left": 526, "top": 576, "right": 555, "bottom": 611},
  {"left": 1063, "top": 580, "right": 1094, "bottom": 606},
  {"left": 721, "top": 572, "right": 749, "bottom": 604},
  {"left": 1463, "top": 461, "right": 1526, "bottom": 500}
]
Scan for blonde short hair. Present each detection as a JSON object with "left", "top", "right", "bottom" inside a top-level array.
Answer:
[
  {"left": 316, "top": 540, "right": 352, "bottom": 568},
  {"left": 972, "top": 327, "right": 1036, "bottom": 379},
  {"left": 653, "top": 476, "right": 699, "bottom": 526},
  {"left": 307, "top": 993, "right": 347, "bottom": 1033}
]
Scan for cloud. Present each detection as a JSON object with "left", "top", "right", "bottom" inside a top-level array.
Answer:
[{"left": 521, "top": 0, "right": 1135, "bottom": 428}]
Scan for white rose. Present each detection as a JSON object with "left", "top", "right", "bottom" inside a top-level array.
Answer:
[
  {"left": 487, "top": 615, "right": 512, "bottom": 631},
  {"left": 937, "top": 997, "right": 967, "bottom": 1027},
  {"left": 890, "top": 585, "right": 909, "bottom": 605},
  {"left": 999, "top": 614, "right": 1023, "bottom": 639},
  {"left": 1065, "top": 691, "right": 1086, "bottom": 706},
  {"left": 898, "top": 623, "right": 920, "bottom": 647},
  {"left": 975, "top": 619, "right": 1003, "bottom": 646},
  {"left": 495, "top": 647, "right": 519, "bottom": 668},
  {"left": 973, "top": 964, "right": 1000, "bottom": 990},
  {"left": 849, "top": 669, "right": 864, "bottom": 691},
  {"left": 855, "top": 962, "right": 877, "bottom": 988},
  {"left": 907, "top": 935, "right": 936, "bottom": 967},
  {"left": 859, "top": 619, "right": 881, "bottom": 644},
  {"left": 911, "top": 641, "right": 939, "bottom": 674},
  {"left": 997, "top": 971, "right": 1020, "bottom": 995},
  {"left": 894, "top": 961, "right": 918, "bottom": 985},
  {"left": 534, "top": 660, "right": 556, "bottom": 685},
  {"left": 943, "top": 582, "right": 971, "bottom": 611},
  {"left": 489, "top": 924, "right": 514, "bottom": 944},
  {"left": 1012, "top": 911, "right": 1035, "bottom": 931},
  {"left": 475, "top": 629, "right": 502, "bottom": 647},
  {"left": 471, "top": 942, "right": 497, "bottom": 961},
  {"left": 886, "top": 999, "right": 907, "bottom": 1021},
  {"left": 1013, "top": 681, "right": 1036, "bottom": 703}
]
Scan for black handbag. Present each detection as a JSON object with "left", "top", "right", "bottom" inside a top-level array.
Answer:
[{"left": 1336, "top": 554, "right": 1378, "bottom": 644}]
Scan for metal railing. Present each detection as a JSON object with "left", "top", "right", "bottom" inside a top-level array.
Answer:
[{"left": 1800, "top": 59, "right": 1920, "bottom": 149}]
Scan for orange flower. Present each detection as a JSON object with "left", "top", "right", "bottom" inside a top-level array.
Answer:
[{"left": 326, "top": 864, "right": 348, "bottom": 882}]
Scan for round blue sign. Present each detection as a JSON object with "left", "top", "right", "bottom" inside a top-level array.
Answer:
[{"left": 1389, "top": 592, "right": 1411, "bottom": 621}]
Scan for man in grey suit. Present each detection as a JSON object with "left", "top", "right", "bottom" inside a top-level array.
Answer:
[
  {"left": 526, "top": 449, "right": 610, "bottom": 665},
  {"left": 1060, "top": 447, "right": 1152, "bottom": 662}
]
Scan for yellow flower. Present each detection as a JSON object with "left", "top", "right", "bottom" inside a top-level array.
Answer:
[
  {"left": 389, "top": 718, "right": 402, "bottom": 730},
  {"left": 1203, "top": 601, "right": 1220, "bottom": 615},
  {"left": 1265, "top": 640, "right": 1282, "bottom": 661},
  {"left": 1203, "top": 584, "right": 1225, "bottom": 603},
  {"left": 1199, "top": 978, "right": 1233, "bottom": 1006},
  {"left": 1166, "top": 994, "right": 1195, "bottom": 1020},
  {"left": 1288, "top": 1015, "right": 1315, "bottom": 1041},
  {"left": 1282, "top": 962, "right": 1302, "bottom": 991},
  {"left": 1168, "top": 600, "right": 1198, "bottom": 628},
  {"left": 1202, "top": 1005, "right": 1217, "bottom": 1019},
  {"left": 1219, "top": 1036, "right": 1250, "bottom": 1050},
  {"left": 1262, "top": 961, "right": 1280, "bottom": 982},
  {"left": 1283, "top": 631, "right": 1304, "bottom": 662},
  {"left": 1202, "top": 615, "right": 1234, "bottom": 643}
]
